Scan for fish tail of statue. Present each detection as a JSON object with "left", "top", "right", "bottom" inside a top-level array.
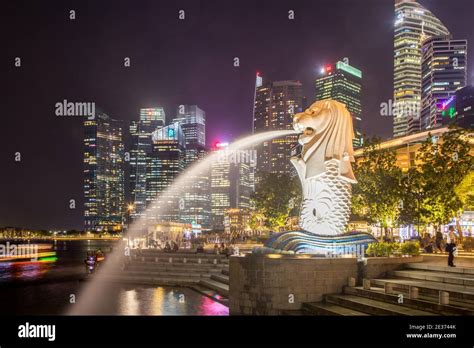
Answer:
[{"left": 299, "top": 159, "right": 352, "bottom": 235}]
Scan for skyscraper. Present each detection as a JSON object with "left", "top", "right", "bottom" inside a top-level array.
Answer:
[
  {"left": 172, "top": 105, "right": 206, "bottom": 151},
  {"left": 172, "top": 105, "right": 211, "bottom": 229},
  {"left": 419, "top": 36, "right": 467, "bottom": 132},
  {"left": 84, "top": 111, "right": 125, "bottom": 232},
  {"left": 253, "top": 76, "right": 303, "bottom": 179},
  {"left": 394, "top": 0, "right": 450, "bottom": 137},
  {"left": 440, "top": 85, "right": 474, "bottom": 129},
  {"left": 315, "top": 61, "right": 363, "bottom": 147},
  {"left": 129, "top": 108, "right": 166, "bottom": 219},
  {"left": 210, "top": 142, "right": 253, "bottom": 231},
  {"left": 146, "top": 123, "right": 186, "bottom": 223}
]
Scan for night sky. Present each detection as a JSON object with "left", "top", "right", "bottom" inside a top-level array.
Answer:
[{"left": 2, "top": 0, "right": 474, "bottom": 230}]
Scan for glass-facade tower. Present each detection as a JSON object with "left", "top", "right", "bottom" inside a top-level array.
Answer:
[
  {"left": 253, "top": 77, "right": 303, "bottom": 179},
  {"left": 419, "top": 36, "right": 467, "bottom": 132},
  {"left": 172, "top": 105, "right": 210, "bottom": 229},
  {"left": 315, "top": 61, "right": 363, "bottom": 147},
  {"left": 210, "top": 143, "right": 253, "bottom": 231},
  {"left": 394, "top": 0, "right": 450, "bottom": 137},
  {"left": 84, "top": 111, "right": 125, "bottom": 232},
  {"left": 146, "top": 122, "right": 186, "bottom": 223},
  {"left": 129, "top": 107, "right": 166, "bottom": 219}
]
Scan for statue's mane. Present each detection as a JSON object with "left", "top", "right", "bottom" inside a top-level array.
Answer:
[{"left": 300, "top": 100, "right": 357, "bottom": 183}]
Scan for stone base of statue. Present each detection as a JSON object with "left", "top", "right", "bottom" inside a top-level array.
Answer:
[{"left": 260, "top": 230, "right": 377, "bottom": 256}]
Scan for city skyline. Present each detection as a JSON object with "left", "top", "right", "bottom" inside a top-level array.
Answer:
[{"left": 3, "top": 0, "right": 474, "bottom": 230}]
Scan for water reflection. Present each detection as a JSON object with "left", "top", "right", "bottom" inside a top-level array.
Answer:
[
  {"left": 0, "top": 240, "right": 228, "bottom": 316},
  {"left": 0, "top": 261, "right": 52, "bottom": 281},
  {"left": 113, "top": 286, "right": 228, "bottom": 316}
]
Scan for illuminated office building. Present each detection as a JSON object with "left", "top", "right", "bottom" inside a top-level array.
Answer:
[
  {"left": 394, "top": 0, "right": 450, "bottom": 137},
  {"left": 419, "top": 36, "right": 467, "bottom": 132},
  {"left": 210, "top": 142, "right": 253, "bottom": 231},
  {"left": 253, "top": 75, "right": 303, "bottom": 179},
  {"left": 146, "top": 122, "right": 186, "bottom": 223},
  {"left": 315, "top": 61, "right": 363, "bottom": 147},
  {"left": 84, "top": 111, "right": 125, "bottom": 232},
  {"left": 172, "top": 105, "right": 211, "bottom": 229},
  {"left": 129, "top": 107, "right": 166, "bottom": 219},
  {"left": 439, "top": 85, "right": 474, "bottom": 129}
]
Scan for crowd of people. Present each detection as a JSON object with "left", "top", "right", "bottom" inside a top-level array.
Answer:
[{"left": 213, "top": 243, "right": 238, "bottom": 257}]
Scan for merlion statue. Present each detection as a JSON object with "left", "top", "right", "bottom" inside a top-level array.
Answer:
[
  {"left": 262, "top": 99, "right": 376, "bottom": 255},
  {"left": 291, "top": 99, "right": 357, "bottom": 236}
]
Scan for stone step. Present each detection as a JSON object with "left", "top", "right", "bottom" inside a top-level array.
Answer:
[
  {"left": 405, "top": 263, "right": 474, "bottom": 275},
  {"left": 130, "top": 256, "right": 228, "bottom": 264},
  {"left": 391, "top": 270, "right": 474, "bottom": 287},
  {"left": 325, "top": 294, "right": 436, "bottom": 316},
  {"left": 371, "top": 278, "right": 474, "bottom": 302},
  {"left": 280, "top": 310, "right": 306, "bottom": 315},
  {"left": 102, "top": 274, "right": 200, "bottom": 286},
  {"left": 380, "top": 286, "right": 474, "bottom": 311},
  {"left": 302, "top": 302, "right": 369, "bottom": 316},
  {"left": 199, "top": 279, "right": 229, "bottom": 297},
  {"left": 211, "top": 274, "right": 229, "bottom": 285},
  {"left": 137, "top": 251, "right": 229, "bottom": 259},
  {"left": 120, "top": 270, "right": 212, "bottom": 279},
  {"left": 221, "top": 269, "right": 229, "bottom": 276},
  {"left": 344, "top": 286, "right": 473, "bottom": 315},
  {"left": 127, "top": 263, "right": 227, "bottom": 272}
]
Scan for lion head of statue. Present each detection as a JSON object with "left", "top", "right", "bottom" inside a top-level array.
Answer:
[{"left": 292, "top": 99, "right": 357, "bottom": 183}]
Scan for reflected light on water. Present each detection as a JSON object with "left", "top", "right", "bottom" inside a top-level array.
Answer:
[
  {"left": 111, "top": 286, "right": 228, "bottom": 315},
  {"left": 118, "top": 289, "right": 140, "bottom": 315},
  {"left": 199, "top": 296, "right": 229, "bottom": 316},
  {"left": 0, "top": 262, "right": 52, "bottom": 281},
  {"left": 151, "top": 287, "right": 165, "bottom": 315}
]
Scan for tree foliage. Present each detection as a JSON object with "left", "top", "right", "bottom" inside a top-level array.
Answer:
[
  {"left": 415, "top": 127, "right": 473, "bottom": 226},
  {"left": 351, "top": 137, "right": 403, "bottom": 232},
  {"left": 251, "top": 172, "right": 302, "bottom": 230},
  {"left": 353, "top": 128, "right": 473, "bottom": 233}
]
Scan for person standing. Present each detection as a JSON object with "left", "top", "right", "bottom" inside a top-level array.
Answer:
[
  {"left": 435, "top": 229, "right": 444, "bottom": 253},
  {"left": 446, "top": 226, "right": 457, "bottom": 267}
]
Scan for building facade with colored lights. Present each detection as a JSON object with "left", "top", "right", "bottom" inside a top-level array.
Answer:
[
  {"left": 146, "top": 122, "right": 186, "bottom": 223},
  {"left": 84, "top": 111, "right": 125, "bottom": 232},
  {"left": 253, "top": 76, "right": 303, "bottom": 179},
  {"left": 442, "top": 85, "right": 474, "bottom": 130},
  {"left": 419, "top": 35, "right": 467, "bottom": 133},
  {"left": 172, "top": 105, "right": 211, "bottom": 230},
  {"left": 315, "top": 60, "right": 363, "bottom": 147},
  {"left": 394, "top": 0, "right": 450, "bottom": 137},
  {"left": 129, "top": 107, "right": 166, "bottom": 220}
]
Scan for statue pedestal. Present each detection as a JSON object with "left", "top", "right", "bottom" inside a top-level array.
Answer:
[
  {"left": 263, "top": 230, "right": 377, "bottom": 256},
  {"left": 229, "top": 254, "right": 358, "bottom": 315},
  {"left": 229, "top": 254, "right": 423, "bottom": 315}
]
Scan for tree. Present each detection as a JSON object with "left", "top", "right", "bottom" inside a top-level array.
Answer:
[
  {"left": 251, "top": 172, "right": 302, "bottom": 230},
  {"left": 351, "top": 138, "right": 403, "bottom": 237},
  {"left": 416, "top": 127, "right": 473, "bottom": 228},
  {"left": 455, "top": 171, "right": 474, "bottom": 211}
]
